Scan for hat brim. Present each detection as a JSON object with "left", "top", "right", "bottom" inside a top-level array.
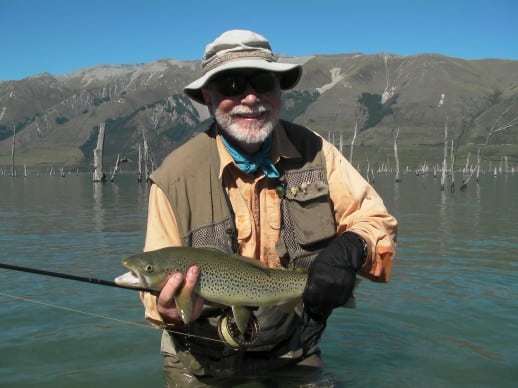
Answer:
[{"left": 183, "top": 59, "right": 302, "bottom": 105}]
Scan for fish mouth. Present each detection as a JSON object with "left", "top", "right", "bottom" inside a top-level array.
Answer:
[{"left": 114, "top": 270, "right": 144, "bottom": 288}]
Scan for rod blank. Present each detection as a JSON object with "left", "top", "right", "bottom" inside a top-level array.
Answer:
[{"left": 0, "top": 262, "right": 154, "bottom": 293}]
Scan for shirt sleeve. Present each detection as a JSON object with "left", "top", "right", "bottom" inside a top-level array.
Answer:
[
  {"left": 323, "top": 139, "right": 397, "bottom": 282},
  {"left": 139, "top": 183, "right": 183, "bottom": 326}
]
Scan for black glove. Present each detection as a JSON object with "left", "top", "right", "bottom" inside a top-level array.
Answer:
[
  {"left": 303, "top": 231, "right": 367, "bottom": 322},
  {"left": 300, "top": 309, "right": 327, "bottom": 352}
]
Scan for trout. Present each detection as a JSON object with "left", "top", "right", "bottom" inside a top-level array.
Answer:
[{"left": 114, "top": 246, "right": 307, "bottom": 333}]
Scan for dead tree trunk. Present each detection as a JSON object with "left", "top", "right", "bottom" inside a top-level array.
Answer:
[
  {"left": 394, "top": 124, "right": 401, "bottom": 183},
  {"left": 475, "top": 148, "right": 481, "bottom": 182},
  {"left": 450, "top": 139, "right": 456, "bottom": 192},
  {"left": 110, "top": 154, "right": 121, "bottom": 182},
  {"left": 142, "top": 129, "right": 150, "bottom": 182},
  {"left": 110, "top": 154, "right": 128, "bottom": 182},
  {"left": 11, "top": 125, "right": 16, "bottom": 177},
  {"left": 440, "top": 119, "right": 448, "bottom": 191},
  {"left": 136, "top": 143, "right": 143, "bottom": 183},
  {"left": 92, "top": 122, "right": 106, "bottom": 182},
  {"left": 463, "top": 152, "right": 471, "bottom": 175},
  {"left": 350, "top": 119, "right": 358, "bottom": 162}
]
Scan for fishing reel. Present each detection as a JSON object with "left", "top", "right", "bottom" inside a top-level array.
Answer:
[{"left": 217, "top": 310, "right": 260, "bottom": 349}]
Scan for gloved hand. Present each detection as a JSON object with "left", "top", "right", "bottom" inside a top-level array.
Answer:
[{"left": 303, "top": 231, "right": 367, "bottom": 322}]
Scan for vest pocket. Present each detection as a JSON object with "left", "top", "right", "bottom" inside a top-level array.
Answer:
[{"left": 284, "top": 182, "right": 336, "bottom": 246}]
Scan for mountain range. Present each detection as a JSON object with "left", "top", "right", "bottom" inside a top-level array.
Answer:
[{"left": 1, "top": 53, "right": 517, "bottom": 172}]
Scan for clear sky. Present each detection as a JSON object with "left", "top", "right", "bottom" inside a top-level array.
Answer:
[{"left": 2, "top": 0, "right": 517, "bottom": 81}]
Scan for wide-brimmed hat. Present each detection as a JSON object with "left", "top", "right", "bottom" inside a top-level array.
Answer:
[{"left": 184, "top": 30, "right": 302, "bottom": 105}]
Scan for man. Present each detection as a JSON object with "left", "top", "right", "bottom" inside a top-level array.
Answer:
[{"left": 140, "top": 29, "right": 397, "bottom": 386}]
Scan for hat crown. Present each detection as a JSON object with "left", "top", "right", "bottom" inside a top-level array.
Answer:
[
  {"left": 183, "top": 30, "right": 302, "bottom": 105},
  {"left": 203, "top": 30, "right": 272, "bottom": 59},
  {"left": 201, "top": 30, "right": 275, "bottom": 73}
]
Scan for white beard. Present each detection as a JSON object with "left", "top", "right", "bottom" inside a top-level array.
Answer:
[{"left": 213, "top": 103, "right": 279, "bottom": 146}]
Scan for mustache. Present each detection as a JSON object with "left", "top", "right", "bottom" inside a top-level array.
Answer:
[{"left": 229, "top": 104, "right": 271, "bottom": 115}]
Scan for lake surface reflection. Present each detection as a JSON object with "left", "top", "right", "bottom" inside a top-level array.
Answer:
[{"left": 1, "top": 173, "right": 516, "bottom": 387}]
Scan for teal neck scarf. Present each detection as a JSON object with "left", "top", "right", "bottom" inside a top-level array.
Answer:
[{"left": 221, "top": 134, "right": 280, "bottom": 179}]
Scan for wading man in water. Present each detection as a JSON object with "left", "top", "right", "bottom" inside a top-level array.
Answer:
[{"left": 139, "top": 29, "right": 397, "bottom": 386}]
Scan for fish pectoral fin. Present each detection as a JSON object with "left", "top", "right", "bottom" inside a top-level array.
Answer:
[
  {"left": 174, "top": 287, "right": 193, "bottom": 324},
  {"left": 231, "top": 306, "right": 251, "bottom": 334}
]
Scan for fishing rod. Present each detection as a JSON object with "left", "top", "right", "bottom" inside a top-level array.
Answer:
[
  {"left": 0, "top": 262, "right": 156, "bottom": 294},
  {"left": 0, "top": 262, "right": 245, "bottom": 346}
]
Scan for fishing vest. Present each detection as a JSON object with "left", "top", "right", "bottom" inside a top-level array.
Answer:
[
  {"left": 150, "top": 120, "right": 335, "bottom": 375},
  {"left": 151, "top": 120, "right": 337, "bottom": 266}
]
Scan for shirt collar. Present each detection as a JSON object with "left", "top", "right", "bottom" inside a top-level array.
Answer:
[{"left": 216, "top": 121, "right": 301, "bottom": 178}]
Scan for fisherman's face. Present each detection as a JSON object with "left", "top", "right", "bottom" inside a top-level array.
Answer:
[{"left": 202, "top": 70, "right": 282, "bottom": 153}]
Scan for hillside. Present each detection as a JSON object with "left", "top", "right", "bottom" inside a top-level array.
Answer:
[{"left": 1, "top": 53, "right": 517, "bottom": 171}]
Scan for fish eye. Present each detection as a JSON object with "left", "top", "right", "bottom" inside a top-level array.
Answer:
[{"left": 144, "top": 264, "right": 153, "bottom": 273}]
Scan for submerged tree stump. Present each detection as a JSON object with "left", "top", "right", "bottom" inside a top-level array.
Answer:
[
  {"left": 92, "top": 122, "right": 106, "bottom": 182},
  {"left": 110, "top": 154, "right": 129, "bottom": 182}
]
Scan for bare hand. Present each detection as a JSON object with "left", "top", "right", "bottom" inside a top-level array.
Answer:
[{"left": 157, "top": 265, "right": 205, "bottom": 326}]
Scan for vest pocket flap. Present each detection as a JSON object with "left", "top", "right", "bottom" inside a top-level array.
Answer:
[{"left": 285, "top": 181, "right": 329, "bottom": 202}]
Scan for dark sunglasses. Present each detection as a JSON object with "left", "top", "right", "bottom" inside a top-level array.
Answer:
[{"left": 210, "top": 71, "right": 278, "bottom": 97}]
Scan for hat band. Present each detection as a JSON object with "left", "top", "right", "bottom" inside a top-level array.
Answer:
[{"left": 202, "top": 50, "right": 276, "bottom": 75}]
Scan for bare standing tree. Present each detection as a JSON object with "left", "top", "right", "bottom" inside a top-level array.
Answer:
[
  {"left": 350, "top": 106, "right": 366, "bottom": 163},
  {"left": 110, "top": 154, "right": 129, "bottom": 182},
  {"left": 92, "top": 122, "right": 106, "bottom": 182},
  {"left": 460, "top": 97, "right": 518, "bottom": 190},
  {"left": 349, "top": 119, "right": 358, "bottom": 162},
  {"left": 136, "top": 143, "right": 143, "bottom": 183},
  {"left": 450, "top": 138, "right": 456, "bottom": 192},
  {"left": 382, "top": 54, "right": 404, "bottom": 183},
  {"left": 11, "top": 125, "right": 16, "bottom": 177},
  {"left": 393, "top": 124, "right": 401, "bottom": 182},
  {"left": 390, "top": 110, "right": 403, "bottom": 183},
  {"left": 142, "top": 128, "right": 151, "bottom": 182},
  {"left": 440, "top": 118, "right": 449, "bottom": 191},
  {"left": 146, "top": 106, "right": 161, "bottom": 134}
]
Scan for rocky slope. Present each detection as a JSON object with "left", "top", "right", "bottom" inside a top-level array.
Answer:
[{"left": 1, "top": 53, "right": 517, "bottom": 169}]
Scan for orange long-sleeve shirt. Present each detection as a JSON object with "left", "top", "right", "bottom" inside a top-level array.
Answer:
[{"left": 141, "top": 125, "right": 397, "bottom": 325}]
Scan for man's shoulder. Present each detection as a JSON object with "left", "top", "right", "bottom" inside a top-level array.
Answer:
[
  {"left": 162, "top": 127, "right": 215, "bottom": 165},
  {"left": 281, "top": 120, "right": 323, "bottom": 151},
  {"left": 281, "top": 120, "right": 312, "bottom": 134},
  {"left": 152, "top": 125, "right": 216, "bottom": 182}
]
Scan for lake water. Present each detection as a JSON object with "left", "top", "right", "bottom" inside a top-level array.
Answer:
[{"left": 0, "top": 173, "right": 516, "bottom": 387}]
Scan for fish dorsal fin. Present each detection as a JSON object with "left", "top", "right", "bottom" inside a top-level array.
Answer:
[
  {"left": 199, "top": 247, "right": 268, "bottom": 271},
  {"left": 200, "top": 248, "right": 267, "bottom": 270}
]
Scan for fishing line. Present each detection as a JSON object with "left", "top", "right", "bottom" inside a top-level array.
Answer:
[
  {"left": 0, "top": 292, "right": 227, "bottom": 344},
  {"left": 0, "top": 291, "right": 153, "bottom": 329},
  {"left": 0, "top": 262, "right": 229, "bottom": 344}
]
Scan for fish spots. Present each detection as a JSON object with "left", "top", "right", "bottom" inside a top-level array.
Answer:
[{"left": 119, "top": 247, "right": 308, "bottom": 307}]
